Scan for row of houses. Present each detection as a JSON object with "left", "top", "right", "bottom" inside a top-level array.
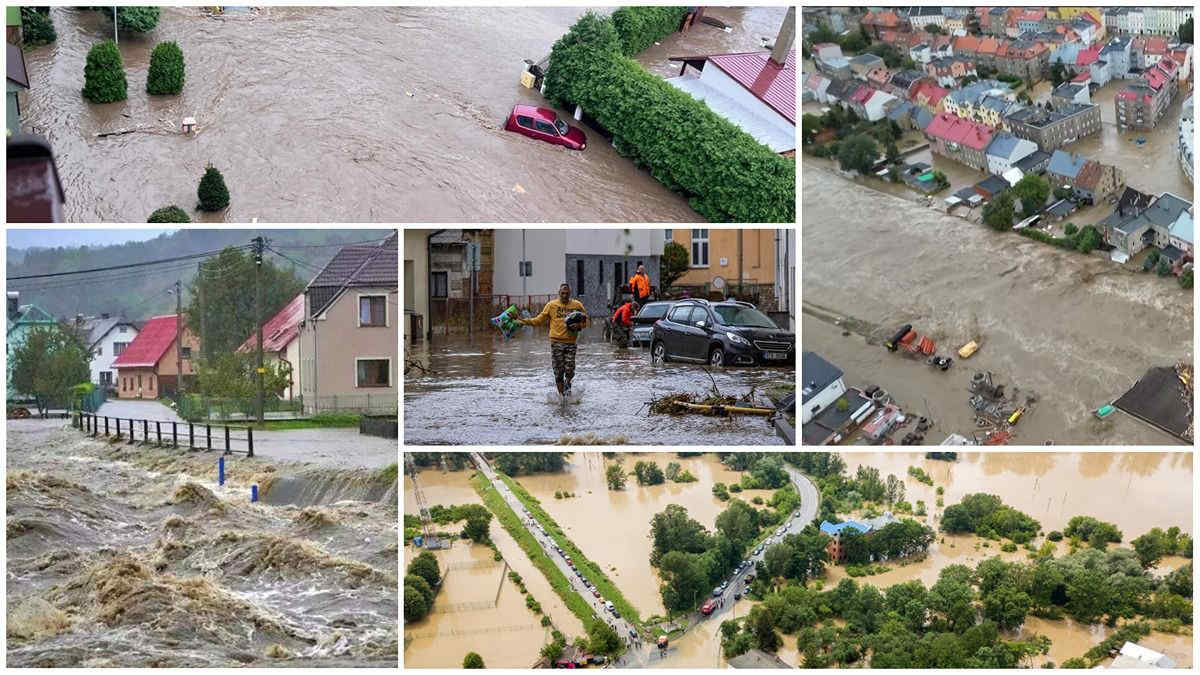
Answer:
[
  {"left": 1116, "top": 56, "right": 1182, "bottom": 131},
  {"left": 6, "top": 235, "right": 399, "bottom": 415}
]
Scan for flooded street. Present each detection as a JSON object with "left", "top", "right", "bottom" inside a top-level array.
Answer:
[
  {"left": 20, "top": 6, "right": 785, "bottom": 222},
  {"left": 802, "top": 166, "right": 1192, "bottom": 445},
  {"left": 512, "top": 452, "right": 774, "bottom": 617},
  {"left": 7, "top": 420, "right": 397, "bottom": 667},
  {"left": 404, "top": 331, "right": 791, "bottom": 445}
]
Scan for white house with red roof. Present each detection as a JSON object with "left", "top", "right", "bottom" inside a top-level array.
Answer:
[
  {"left": 666, "top": 49, "right": 795, "bottom": 154},
  {"left": 237, "top": 293, "right": 304, "bottom": 401},
  {"left": 111, "top": 314, "right": 200, "bottom": 399}
]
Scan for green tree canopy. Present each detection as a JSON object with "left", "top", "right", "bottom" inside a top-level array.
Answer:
[
  {"left": 407, "top": 551, "right": 441, "bottom": 587},
  {"left": 463, "top": 652, "right": 485, "bottom": 668},
  {"left": 837, "top": 134, "right": 879, "bottom": 174},
  {"left": 11, "top": 325, "right": 91, "bottom": 415},
  {"left": 197, "top": 164, "right": 231, "bottom": 211},
  {"left": 146, "top": 40, "right": 185, "bottom": 95},
  {"left": 147, "top": 205, "right": 190, "bottom": 223},
  {"left": 1011, "top": 174, "right": 1049, "bottom": 216},
  {"left": 82, "top": 40, "right": 127, "bottom": 103},
  {"left": 606, "top": 463, "right": 627, "bottom": 490},
  {"left": 660, "top": 240, "right": 689, "bottom": 293}
]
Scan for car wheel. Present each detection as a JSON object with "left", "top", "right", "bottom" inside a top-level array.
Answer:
[
  {"left": 709, "top": 346, "right": 725, "bottom": 367},
  {"left": 652, "top": 340, "right": 669, "bottom": 363}
]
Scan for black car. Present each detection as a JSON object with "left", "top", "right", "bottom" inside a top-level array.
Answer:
[
  {"left": 630, "top": 300, "right": 674, "bottom": 347},
  {"left": 650, "top": 299, "right": 795, "bottom": 366}
]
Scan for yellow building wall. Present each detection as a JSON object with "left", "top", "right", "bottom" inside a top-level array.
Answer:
[
  {"left": 1057, "top": 7, "right": 1101, "bottom": 24},
  {"left": 671, "top": 229, "right": 777, "bottom": 287}
]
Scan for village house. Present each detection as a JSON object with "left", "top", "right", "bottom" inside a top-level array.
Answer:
[
  {"left": 862, "top": 89, "right": 897, "bottom": 122},
  {"left": 1100, "top": 190, "right": 1193, "bottom": 261},
  {"left": 1116, "top": 57, "right": 1179, "bottom": 131},
  {"left": 1005, "top": 102, "right": 1101, "bottom": 151},
  {"left": 849, "top": 53, "right": 884, "bottom": 80},
  {"left": 924, "top": 111, "right": 994, "bottom": 173},
  {"left": 1101, "top": 35, "right": 1132, "bottom": 79},
  {"left": 7, "top": 42, "right": 28, "bottom": 134},
  {"left": 942, "top": 79, "right": 1014, "bottom": 123},
  {"left": 910, "top": 80, "right": 949, "bottom": 113},
  {"left": 78, "top": 314, "right": 140, "bottom": 391},
  {"left": 1016, "top": 9, "right": 1047, "bottom": 34},
  {"left": 668, "top": 228, "right": 778, "bottom": 306},
  {"left": 668, "top": 49, "right": 795, "bottom": 155},
  {"left": 6, "top": 295, "right": 56, "bottom": 395},
  {"left": 804, "top": 72, "right": 831, "bottom": 104},
  {"left": 1046, "top": 150, "right": 1123, "bottom": 205},
  {"left": 819, "top": 513, "right": 899, "bottom": 562},
  {"left": 884, "top": 69, "right": 928, "bottom": 99},
  {"left": 297, "top": 233, "right": 397, "bottom": 415},
  {"left": 866, "top": 67, "right": 893, "bottom": 89},
  {"left": 910, "top": 42, "right": 931, "bottom": 65},
  {"left": 236, "top": 294, "right": 304, "bottom": 401},
  {"left": 847, "top": 84, "right": 873, "bottom": 119},
  {"left": 1052, "top": 82, "right": 1091, "bottom": 108},
  {"left": 801, "top": 351, "right": 845, "bottom": 425},
  {"left": 111, "top": 314, "right": 200, "bottom": 399},
  {"left": 973, "top": 174, "right": 1011, "bottom": 201},
  {"left": 906, "top": 7, "right": 944, "bottom": 33},
  {"left": 860, "top": 9, "right": 906, "bottom": 40},
  {"left": 813, "top": 43, "right": 851, "bottom": 79},
  {"left": 983, "top": 8, "right": 1011, "bottom": 37},
  {"left": 403, "top": 230, "right": 430, "bottom": 345},
  {"left": 1014, "top": 149, "right": 1053, "bottom": 175},
  {"left": 985, "top": 132, "right": 1038, "bottom": 175},
  {"left": 924, "top": 57, "right": 976, "bottom": 87},
  {"left": 995, "top": 39, "right": 1049, "bottom": 82}
]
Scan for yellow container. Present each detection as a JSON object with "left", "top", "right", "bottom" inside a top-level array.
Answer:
[
  {"left": 958, "top": 340, "right": 979, "bottom": 359},
  {"left": 520, "top": 70, "right": 536, "bottom": 89},
  {"left": 1008, "top": 409, "right": 1023, "bottom": 425}
]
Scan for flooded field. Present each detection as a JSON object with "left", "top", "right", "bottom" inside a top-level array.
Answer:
[
  {"left": 6, "top": 420, "right": 397, "bottom": 667},
  {"left": 802, "top": 166, "right": 1192, "bottom": 445},
  {"left": 404, "top": 331, "right": 791, "bottom": 445},
  {"left": 511, "top": 452, "right": 772, "bottom": 617},
  {"left": 20, "top": 6, "right": 786, "bottom": 222}
]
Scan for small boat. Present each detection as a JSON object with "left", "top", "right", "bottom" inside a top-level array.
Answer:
[{"left": 1095, "top": 404, "right": 1115, "bottom": 419}]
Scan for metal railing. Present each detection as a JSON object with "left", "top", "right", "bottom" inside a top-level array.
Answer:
[
  {"left": 175, "top": 394, "right": 302, "bottom": 422},
  {"left": 306, "top": 394, "right": 396, "bottom": 415},
  {"left": 74, "top": 412, "right": 254, "bottom": 456}
]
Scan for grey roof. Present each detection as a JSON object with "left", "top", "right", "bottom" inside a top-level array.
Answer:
[
  {"left": 954, "top": 186, "right": 980, "bottom": 200},
  {"left": 81, "top": 317, "right": 135, "bottom": 349},
  {"left": 849, "top": 54, "right": 884, "bottom": 67},
  {"left": 1047, "top": 150, "right": 1089, "bottom": 179},
  {"left": 980, "top": 96, "right": 1021, "bottom": 116},
  {"left": 1046, "top": 199, "right": 1077, "bottom": 217},
  {"left": 1053, "top": 82, "right": 1086, "bottom": 98},
  {"left": 728, "top": 650, "right": 792, "bottom": 669},
  {"left": 825, "top": 78, "right": 857, "bottom": 100},
  {"left": 307, "top": 232, "right": 398, "bottom": 315},
  {"left": 1006, "top": 103, "right": 1096, "bottom": 128},
  {"left": 802, "top": 351, "right": 843, "bottom": 403},
  {"left": 989, "top": 7, "right": 1005, "bottom": 15},
  {"left": 913, "top": 107, "right": 934, "bottom": 130},
  {"left": 7, "top": 43, "right": 28, "bottom": 88},
  {"left": 1109, "top": 192, "right": 1193, "bottom": 235},
  {"left": 1014, "top": 150, "right": 1051, "bottom": 172},
  {"left": 975, "top": 175, "right": 1010, "bottom": 195},
  {"left": 1103, "top": 35, "right": 1132, "bottom": 55},
  {"left": 887, "top": 100, "right": 914, "bottom": 121},
  {"left": 986, "top": 133, "right": 1028, "bottom": 160},
  {"left": 890, "top": 70, "right": 927, "bottom": 89}
]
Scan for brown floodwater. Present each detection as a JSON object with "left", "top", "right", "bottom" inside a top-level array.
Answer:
[
  {"left": 403, "top": 466, "right": 584, "bottom": 667},
  {"left": 513, "top": 452, "right": 774, "bottom": 617},
  {"left": 802, "top": 166, "right": 1193, "bottom": 445},
  {"left": 19, "top": 6, "right": 787, "bottom": 222}
]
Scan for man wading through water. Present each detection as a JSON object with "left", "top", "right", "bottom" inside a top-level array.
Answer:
[{"left": 519, "top": 283, "right": 588, "bottom": 397}]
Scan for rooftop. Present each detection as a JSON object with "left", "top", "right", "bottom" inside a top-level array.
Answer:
[
  {"left": 111, "top": 314, "right": 181, "bottom": 369},
  {"left": 237, "top": 293, "right": 304, "bottom": 354},
  {"left": 1047, "top": 149, "right": 1089, "bottom": 179},
  {"left": 925, "top": 111, "right": 994, "bottom": 151},
  {"left": 669, "top": 74, "right": 796, "bottom": 152},
  {"left": 703, "top": 50, "right": 797, "bottom": 124},
  {"left": 802, "top": 351, "right": 843, "bottom": 403},
  {"left": 1006, "top": 103, "right": 1096, "bottom": 128}
]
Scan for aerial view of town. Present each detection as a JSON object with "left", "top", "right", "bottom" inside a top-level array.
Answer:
[
  {"left": 6, "top": 6, "right": 794, "bottom": 223},
  {"left": 6, "top": 229, "right": 398, "bottom": 666},
  {"left": 403, "top": 228, "right": 796, "bottom": 446},
  {"left": 404, "top": 451, "right": 1192, "bottom": 669},
  {"left": 802, "top": 6, "right": 1194, "bottom": 445}
]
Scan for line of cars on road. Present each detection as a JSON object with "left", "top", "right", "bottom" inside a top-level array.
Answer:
[
  {"left": 621, "top": 298, "right": 795, "bottom": 367},
  {"left": 700, "top": 513, "right": 802, "bottom": 616}
]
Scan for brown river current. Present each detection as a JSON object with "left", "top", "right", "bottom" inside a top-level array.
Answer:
[
  {"left": 20, "top": 6, "right": 787, "bottom": 222},
  {"left": 7, "top": 420, "right": 397, "bottom": 667},
  {"left": 405, "top": 452, "right": 1191, "bottom": 668}
]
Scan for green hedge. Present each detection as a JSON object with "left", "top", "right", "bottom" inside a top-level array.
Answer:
[
  {"left": 21, "top": 7, "right": 56, "bottom": 47},
  {"left": 197, "top": 164, "right": 230, "bottom": 211},
  {"left": 81, "top": 40, "right": 127, "bottom": 103},
  {"left": 611, "top": 6, "right": 690, "bottom": 56},
  {"left": 147, "top": 205, "right": 190, "bottom": 222},
  {"left": 146, "top": 41, "right": 184, "bottom": 95},
  {"left": 544, "top": 12, "right": 794, "bottom": 223}
]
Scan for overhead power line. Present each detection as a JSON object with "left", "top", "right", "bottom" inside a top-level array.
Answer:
[
  {"left": 269, "top": 236, "right": 393, "bottom": 250},
  {"left": 6, "top": 245, "right": 253, "bottom": 282}
]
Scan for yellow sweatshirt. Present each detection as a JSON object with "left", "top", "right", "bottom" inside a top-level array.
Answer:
[{"left": 524, "top": 298, "right": 587, "bottom": 343}]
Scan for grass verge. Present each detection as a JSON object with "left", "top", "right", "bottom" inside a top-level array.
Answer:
[
  {"left": 378, "top": 463, "right": 398, "bottom": 483},
  {"left": 253, "top": 412, "right": 362, "bottom": 431},
  {"left": 472, "top": 471, "right": 599, "bottom": 632},
  {"left": 497, "top": 472, "right": 643, "bottom": 627}
]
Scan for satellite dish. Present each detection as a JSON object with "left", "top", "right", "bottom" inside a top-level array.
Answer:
[{"left": 712, "top": 276, "right": 726, "bottom": 290}]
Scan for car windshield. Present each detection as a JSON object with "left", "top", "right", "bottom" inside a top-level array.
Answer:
[
  {"left": 554, "top": 119, "right": 568, "bottom": 135},
  {"left": 713, "top": 305, "right": 777, "bottom": 328},
  {"left": 637, "top": 303, "right": 670, "bottom": 319}
]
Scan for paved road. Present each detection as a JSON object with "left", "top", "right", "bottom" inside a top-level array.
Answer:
[
  {"left": 470, "top": 453, "right": 647, "bottom": 664},
  {"left": 92, "top": 400, "right": 395, "bottom": 469}
]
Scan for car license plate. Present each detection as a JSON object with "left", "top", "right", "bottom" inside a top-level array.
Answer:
[{"left": 765, "top": 352, "right": 787, "bottom": 360}]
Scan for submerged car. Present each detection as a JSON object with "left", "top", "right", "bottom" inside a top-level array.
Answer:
[
  {"left": 650, "top": 299, "right": 795, "bottom": 366},
  {"left": 505, "top": 104, "right": 586, "bottom": 150}
]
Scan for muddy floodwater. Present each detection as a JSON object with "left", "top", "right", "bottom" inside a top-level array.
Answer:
[
  {"left": 802, "top": 166, "right": 1192, "bottom": 445},
  {"left": 404, "top": 331, "right": 791, "bottom": 445},
  {"left": 20, "top": 6, "right": 787, "bottom": 222},
  {"left": 513, "top": 452, "right": 773, "bottom": 617},
  {"left": 6, "top": 420, "right": 397, "bottom": 667}
]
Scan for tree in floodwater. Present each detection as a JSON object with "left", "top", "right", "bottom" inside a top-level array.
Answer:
[
  {"left": 147, "top": 205, "right": 190, "bottom": 223},
  {"left": 462, "top": 508, "right": 492, "bottom": 543},
  {"left": 462, "top": 652, "right": 485, "bottom": 668},
  {"left": 605, "top": 463, "right": 627, "bottom": 490},
  {"left": 633, "top": 460, "right": 665, "bottom": 485},
  {"left": 407, "top": 550, "right": 441, "bottom": 587},
  {"left": 837, "top": 134, "right": 879, "bottom": 175},
  {"left": 10, "top": 325, "right": 90, "bottom": 416},
  {"left": 587, "top": 620, "right": 623, "bottom": 656},
  {"left": 404, "top": 583, "right": 430, "bottom": 622},
  {"left": 492, "top": 452, "right": 566, "bottom": 476},
  {"left": 146, "top": 41, "right": 185, "bottom": 95},
  {"left": 658, "top": 550, "right": 708, "bottom": 611},
  {"left": 982, "top": 192, "right": 1015, "bottom": 231},
  {"left": 113, "top": 6, "right": 161, "bottom": 32},
  {"left": 20, "top": 7, "right": 56, "bottom": 46},
  {"left": 197, "top": 164, "right": 231, "bottom": 211},
  {"left": 81, "top": 40, "right": 127, "bottom": 103}
]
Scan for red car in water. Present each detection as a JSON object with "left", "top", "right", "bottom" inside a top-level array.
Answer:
[{"left": 504, "top": 104, "right": 587, "bottom": 150}]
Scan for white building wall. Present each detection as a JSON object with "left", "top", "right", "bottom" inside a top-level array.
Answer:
[
  {"left": 492, "top": 229, "right": 568, "bottom": 297},
  {"left": 802, "top": 378, "right": 846, "bottom": 425},
  {"left": 565, "top": 229, "right": 665, "bottom": 257},
  {"left": 90, "top": 324, "right": 138, "bottom": 386},
  {"left": 698, "top": 64, "right": 793, "bottom": 132}
]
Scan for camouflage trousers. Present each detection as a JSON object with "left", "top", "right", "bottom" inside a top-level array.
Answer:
[{"left": 551, "top": 341, "right": 577, "bottom": 385}]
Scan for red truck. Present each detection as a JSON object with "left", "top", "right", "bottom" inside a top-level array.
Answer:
[{"left": 700, "top": 598, "right": 719, "bottom": 615}]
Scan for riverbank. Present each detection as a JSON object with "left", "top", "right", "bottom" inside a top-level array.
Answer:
[{"left": 802, "top": 166, "right": 1192, "bottom": 445}]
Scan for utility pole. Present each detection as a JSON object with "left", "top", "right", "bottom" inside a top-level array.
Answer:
[
  {"left": 174, "top": 280, "right": 183, "bottom": 397},
  {"left": 112, "top": 7, "right": 118, "bottom": 44},
  {"left": 253, "top": 236, "right": 265, "bottom": 424},
  {"left": 198, "top": 261, "right": 207, "bottom": 362}
]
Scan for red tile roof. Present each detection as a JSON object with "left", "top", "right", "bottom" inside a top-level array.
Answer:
[
  {"left": 863, "top": 10, "right": 902, "bottom": 28},
  {"left": 912, "top": 81, "right": 949, "bottom": 106},
  {"left": 706, "top": 50, "right": 796, "bottom": 123},
  {"left": 1144, "top": 36, "right": 1168, "bottom": 56},
  {"left": 850, "top": 85, "right": 874, "bottom": 105},
  {"left": 954, "top": 35, "right": 981, "bottom": 53},
  {"left": 1076, "top": 46, "right": 1100, "bottom": 66},
  {"left": 238, "top": 293, "right": 303, "bottom": 354},
  {"left": 978, "top": 37, "right": 1001, "bottom": 55},
  {"left": 112, "top": 314, "right": 180, "bottom": 369},
  {"left": 925, "top": 112, "right": 994, "bottom": 151},
  {"left": 1018, "top": 9, "right": 1045, "bottom": 22}
]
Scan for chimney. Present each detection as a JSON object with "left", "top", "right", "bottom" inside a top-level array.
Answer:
[
  {"left": 771, "top": 6, "right": 795, "bottom": 67},
  {"left": 6, "top": 292, "right": 18, "bottom": 320}
]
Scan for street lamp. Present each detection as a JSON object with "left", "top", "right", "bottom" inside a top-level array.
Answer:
[{"left": 112, "top": 7, "right": 118, "bottom": 44}]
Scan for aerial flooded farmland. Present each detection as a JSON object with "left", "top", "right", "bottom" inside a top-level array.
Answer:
[{"left": 404, "top": 451, "right": 1191, "bottom": 669}]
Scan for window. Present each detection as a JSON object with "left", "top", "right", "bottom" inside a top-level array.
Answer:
[
  {"left": 181, "top": 347, "right": 192, "bottom": 359},
  {"left": 359, "top": 295, "right": 387, "bottom": 327},
  {"left": 535, "top": 120, "right": 558, "bottom": 135},
  {"left": 149, "top": 376, "right": 154, "bottom": 391},
  {"left": 668, "top": 305, "right": 694, "bottom": 323},
  {"left": 119, "top": 326, "right": 127, "bottom": 333},
  {"left": 113, "top": 342, "right": 128, "bottom": 355},
  {"left": 432, "top": 272, "right": 448, "bottom": 298},
  {"left": 664, "top": 229, "right": 673, "bottom": 242},
  {"left": 356, "top": 358, "right": 391, "bottom": 388},
  {"left": 137, "top": 374, "right": 142, "bottom": 388},
  {"left": 691, "top": 229, "right": 709, "bottom": 267},
  {"left": 599, "top": 260, "right": 604, "bottom": 286},
  {"left": 95, "top": 346, "right": 102, "bottom": 357},
  {"left": 100, "top": 371, "right": 112, "bottom": 386},
  {"left": 576, "top": 260, "right": 585, "bottom": 295},
  {"left": 516, "top": 115, "right": 534, "bottom": 129}
]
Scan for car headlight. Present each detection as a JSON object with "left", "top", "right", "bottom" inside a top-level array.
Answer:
[{"left": 726, "top": 332, "right": 751, "bottom": 346}]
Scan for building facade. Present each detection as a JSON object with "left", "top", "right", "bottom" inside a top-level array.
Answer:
[{"left": 1005, "top": 103, "right": 1102, "bottom": 151}]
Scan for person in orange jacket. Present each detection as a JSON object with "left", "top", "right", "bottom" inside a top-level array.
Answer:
[
  {"left": 610, "top": 299, "right": 639, "bottom": 347},
  {"left": 628, "top": 264, "right": 651, "bottom": 305},
  {"left": 519, "top": 283, "right": 588, "bottom": 396}
]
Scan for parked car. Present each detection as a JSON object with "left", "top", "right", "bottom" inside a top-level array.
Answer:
[
  {"left": 592, "top": 588, "right": 601, "bottom": 598},
  {"left": 630, "top": 300, "right": 674, "bottom": 347},
  {"left": 504, "top": 104, "right": 587, "bottom": 150},
  {"left": 612, "top": 609, "right": 621, "bottom": 619},
  {"left": 754, "top": 546, "right": 764, "bottom": 555},
  {"left": 650, "top": 299, "right": 795, "bottom": 366}
]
